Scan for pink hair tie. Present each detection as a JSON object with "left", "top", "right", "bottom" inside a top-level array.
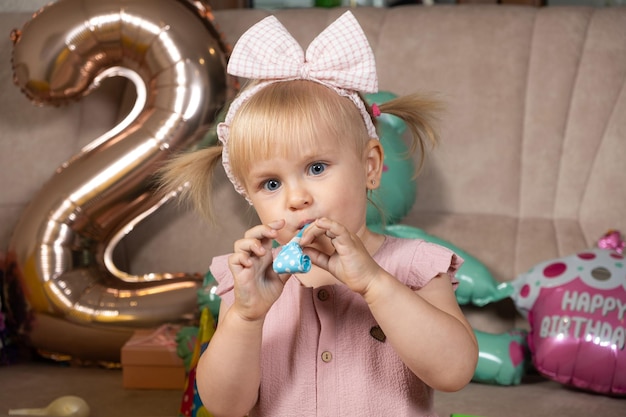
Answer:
[{"left": 371, "top": 103, "right": 381, "bottom": 117}]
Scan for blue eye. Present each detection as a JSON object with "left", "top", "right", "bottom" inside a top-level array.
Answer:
[
  {"left": 309, "top": 162, "right": 326, "bottom": 176},
  {"left": 263, "top": 179, "right": 281, "bottom": 191}
]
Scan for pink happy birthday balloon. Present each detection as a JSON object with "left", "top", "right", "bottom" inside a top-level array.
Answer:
[{"left": 511, "top": 248, "right": 626, "bottom": 395}]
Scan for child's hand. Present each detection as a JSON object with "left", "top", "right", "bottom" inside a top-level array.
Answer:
[
  {"left": 228, "top": 220, "right": 290, "bottom": 321},
  {"left": 299, "top": 217, "right": 382, "bottom": 294}
]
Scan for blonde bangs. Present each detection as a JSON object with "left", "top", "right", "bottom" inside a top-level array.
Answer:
[{"left": 227, "top": 80, "right": 370, "bottom": 183}]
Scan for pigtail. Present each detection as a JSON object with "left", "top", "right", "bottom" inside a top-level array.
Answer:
[
  {"left": 378, "top": 93, "right": 442, "bottom": 175},
  {"left": 157, "top": 146, "right": 223, "bottom": 223}
]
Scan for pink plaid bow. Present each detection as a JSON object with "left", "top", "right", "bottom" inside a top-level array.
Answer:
[
  {"left": 218, "top": 11, "right": 379, "bottom": 201},
  {"left": 227, "top": 11, "right": 378, "bottom": 93}
]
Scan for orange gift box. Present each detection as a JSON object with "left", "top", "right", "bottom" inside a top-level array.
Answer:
[{"left": 121, "top": 325, "right": 185, "bottom": 390}]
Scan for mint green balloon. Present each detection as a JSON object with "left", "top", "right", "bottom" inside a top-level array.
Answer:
[{"left": 472, "top": 329, "right": 529, "bottom": 386}]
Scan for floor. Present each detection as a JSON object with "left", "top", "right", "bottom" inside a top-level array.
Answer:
[
  {"left": 2, "top": 358, "right": 625, "bottom": 417},
  {"left": 1, "top": 360, "right": 183, "bottom": 417}
]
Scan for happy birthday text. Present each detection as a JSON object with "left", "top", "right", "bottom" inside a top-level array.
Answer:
[{"left": 538, "top": 290, "right": 626, "bottom": 350}]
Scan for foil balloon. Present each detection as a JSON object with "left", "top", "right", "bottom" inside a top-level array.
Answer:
[
  {"left": 598, "top": 229, "right": 625, "bottom": 254},
  {"left": 472, "top": 329, "right": 529, "bottom": 386},
  {"left": 7, "top": 0, "right": 229, "bottom": 361},
  {"left": 511, "top": 248, "right": 626, "bottom": 395}
]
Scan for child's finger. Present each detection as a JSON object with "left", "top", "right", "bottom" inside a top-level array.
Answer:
[
  {"left": 299, "top": 218, "right": 332, "bottom": 246},
  {"left": 229, "top": 251, "right": 253, "bottom": 269},
  {"left": 243, "top": 219, "right": 285, "bottom": 240},
  {"left": 234, "top": 238, "right": 268, "bottom": 258},
  {"left": 235, "top": 239, "right": 267, "bottom": 258},
  {"left": 314, "top": 217, "right": 348, "bottom": 243}
]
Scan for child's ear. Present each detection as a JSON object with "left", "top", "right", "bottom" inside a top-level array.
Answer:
[{"left": 365, "top": 139, "right": 384, "bottom": 190}]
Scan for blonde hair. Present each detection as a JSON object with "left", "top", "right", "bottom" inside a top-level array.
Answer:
[
  {"left": 228, "top": 80, "right": 371, "bottom": 183},
  {"left": 158, "top": 80, "right": 441, "bottom": 223}
]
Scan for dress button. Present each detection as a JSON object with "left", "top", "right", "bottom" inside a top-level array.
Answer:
[
  {"left": 321, "top": 351, "right": 333, "bottom": 363},
  {"left": 317, "top": 289, "right": 329, "bottom": 301}
]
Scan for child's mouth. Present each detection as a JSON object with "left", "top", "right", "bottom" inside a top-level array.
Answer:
[{"left": 298, "top": 219, "right": 315, "bottom": 230}]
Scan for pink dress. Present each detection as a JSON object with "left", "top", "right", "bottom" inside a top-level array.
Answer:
[{"left": 211, "top": 235, "right": 462, "bottom": 417}]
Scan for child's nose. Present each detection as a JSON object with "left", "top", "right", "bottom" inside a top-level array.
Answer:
[{"left": 287, "top": 185, "right": 312, "bottom": 210}]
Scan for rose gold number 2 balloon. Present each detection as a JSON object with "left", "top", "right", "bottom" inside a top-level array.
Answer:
[{"left": 8, "top": 0, "right": 229, "bottom": 361}]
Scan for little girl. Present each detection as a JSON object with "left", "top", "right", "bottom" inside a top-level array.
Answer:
[{"left": 160, "top": 11, "right": 477, "bottom": 417}]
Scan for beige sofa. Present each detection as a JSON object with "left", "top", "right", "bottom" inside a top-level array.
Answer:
[{"left": 1, "top": 4, "right": 625, "bottom": 417}]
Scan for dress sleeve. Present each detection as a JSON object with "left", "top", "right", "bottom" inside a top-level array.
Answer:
[
  {"left": 411, "top": 240, "right": 463, "bottom": 290},
  {"left": 209, "top": 254, "right": 235, "bottom": 306},
  {"left": 383, "top": 238, "right": 463, "bottom": 291}
]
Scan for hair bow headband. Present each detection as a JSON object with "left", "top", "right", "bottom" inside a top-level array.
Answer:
[{"left": 217, "top": 11, "right": 379, "bottom": 200}]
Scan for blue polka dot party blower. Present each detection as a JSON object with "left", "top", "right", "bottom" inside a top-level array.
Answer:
[{"left": 273, "top": 225, "right": 311, "bottom": 274}]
